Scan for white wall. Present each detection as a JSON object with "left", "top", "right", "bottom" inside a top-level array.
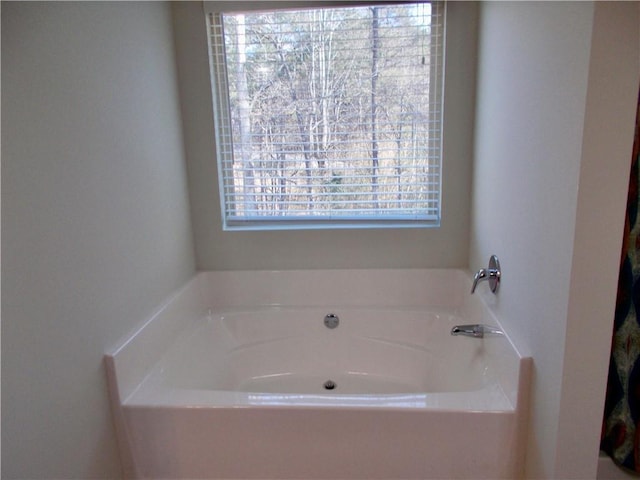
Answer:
[
  {"left": 471, "top": 2, "right": 639, "bottom": 478},
  {"left": 2, "top": 2, "right": 196, "bottom": 478},
  {"left": 555, "top": 3, "right": 640, "bottom": 476},
  {"left": 173, "top": 1, "right": 478, "bottom": 271}
]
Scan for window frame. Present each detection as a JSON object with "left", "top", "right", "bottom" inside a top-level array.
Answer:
[{"left": 205, "top": 1, "right": 446, "bottom": 231}]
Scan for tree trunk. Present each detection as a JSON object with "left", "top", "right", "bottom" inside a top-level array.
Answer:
[
  {"left": 370, "top": 7, "right": 380, "bottom": 211},
  {"left": 235, "top": 14, "right": 257, "bottom": 215}
]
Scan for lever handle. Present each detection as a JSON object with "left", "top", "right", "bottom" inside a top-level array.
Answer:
[
  {"left": 471, "top": 268, "right": 487, "bottom": 293},
  {"left": 471, "top": 255, "right": 501, "bottom": 294}
]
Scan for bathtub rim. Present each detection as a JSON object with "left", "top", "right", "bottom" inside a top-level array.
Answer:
[
  {"left": 105, "top": 268, "right": 529, "bottom": 406},
  {"left": 123, "top": 369, "right": 519, "bottom": 412}
]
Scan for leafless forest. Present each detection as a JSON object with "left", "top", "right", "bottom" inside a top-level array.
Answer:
[{"left": 213, "top": 3, "right": 442, "bottom": 220}]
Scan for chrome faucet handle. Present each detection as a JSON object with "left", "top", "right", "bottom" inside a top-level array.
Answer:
[
  {"left": 471, "top": 268, "right": 488, "bottom": 293},
  {"left": 471, "top": 255, "right": 501, "bottom": 294}
]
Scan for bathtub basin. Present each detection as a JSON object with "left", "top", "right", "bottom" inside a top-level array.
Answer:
[{"left": 105, "top": 269, "right": 531, "bottom": 479}]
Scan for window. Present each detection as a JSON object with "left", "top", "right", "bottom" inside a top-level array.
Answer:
[{"left": 207, "top": 2, "right": 444, "bottom": 230}]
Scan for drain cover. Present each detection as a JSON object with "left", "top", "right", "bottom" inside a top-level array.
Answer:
[
  {"left": 324, "top": 313, "right": 339, "bottom": 329},
  {"left": 323, "top": 380, "right": 336, "bottom": 390}
]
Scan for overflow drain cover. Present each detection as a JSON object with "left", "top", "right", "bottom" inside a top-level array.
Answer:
[{"left": 323, "top": 380, "right": 336, "bottom": 390}]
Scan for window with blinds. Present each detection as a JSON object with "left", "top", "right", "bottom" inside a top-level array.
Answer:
[{"left": 207, "top": 2, "right": 444, "bottom": 230}]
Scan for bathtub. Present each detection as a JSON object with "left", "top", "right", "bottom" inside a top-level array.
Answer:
[{"left": 105, "top": 269, "right": 531, "bottom": 479}]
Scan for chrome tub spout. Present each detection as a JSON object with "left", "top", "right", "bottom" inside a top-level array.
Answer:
[{"left": 451, "top": 324, "right": 504, "bottom": 338}]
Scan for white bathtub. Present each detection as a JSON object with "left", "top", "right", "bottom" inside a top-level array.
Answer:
[{"left": 105, "top": 269, "right": 531, "bottom": 479}]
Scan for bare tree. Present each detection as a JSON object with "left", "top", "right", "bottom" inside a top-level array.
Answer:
[
  {"left": 370, "top": 6, "right": 380, "bottom": 211},
  {"left": 233, "top": 14, "right": 257, "bottom": 214}
]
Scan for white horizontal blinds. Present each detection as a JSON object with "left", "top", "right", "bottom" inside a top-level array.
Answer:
[
  {"left": 208, "top": 13, "right": 235, "bottom": 220},
  {"left": 209, "top": 2, "right": 444, "bottom": 227}
]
